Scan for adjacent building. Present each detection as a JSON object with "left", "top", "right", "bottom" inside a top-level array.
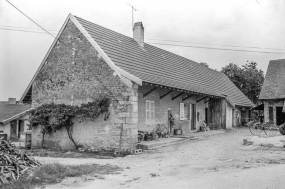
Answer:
[
  {"left": 259, "top": 59, "right": 285, "bottom": 125},
  {"left": 0, "top": 98, "right": 31, "bottom": 141}
]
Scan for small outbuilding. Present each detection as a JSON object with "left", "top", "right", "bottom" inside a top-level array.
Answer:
[
  {"left": 0, "top": 98, "right": 31, "bottom": 141},
  {"left": 259, "top": 59, "right": 285, "bottom": 125}
]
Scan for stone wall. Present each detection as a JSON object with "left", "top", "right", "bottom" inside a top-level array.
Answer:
[
  {"left": 264, "top": 100, "right": 284, "bottom": 123},
  {"left": 31, "top": 20, "right": 138, "bottom": 150},
  {"left": 137, "top": 85, "right": 208, "bottom": 134}
]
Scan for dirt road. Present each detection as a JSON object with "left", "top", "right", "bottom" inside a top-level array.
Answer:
[{"left": 38, "top": 128, "right": 285, "bottom": 189}]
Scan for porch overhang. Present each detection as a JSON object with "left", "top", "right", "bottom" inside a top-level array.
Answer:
[
  {"left": 251, "top": 104, "right": 264, "bottom": 111},
  {"left": 142, "top": 82, "right": 223, "bottom": 99}
]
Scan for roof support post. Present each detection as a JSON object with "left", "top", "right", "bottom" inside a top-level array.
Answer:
[
  {"left": 160, "top": 90, "right": 173, "bottom": 99},
  {"left": 197, "top": 96, "right": 208, "bottom": 103},
  {"left": 172, "top": 92, "right": 184, "bottom": 101},
  {"left": 182, "top": 94, "right": 193, "bottom": 101},
  {"left": 143, "top": 87, "right": 157, "bottom": 98}
]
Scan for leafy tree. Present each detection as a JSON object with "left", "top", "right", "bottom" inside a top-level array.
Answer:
[{"left": 221, "top": 61, "right": 264, "bottom": 104}]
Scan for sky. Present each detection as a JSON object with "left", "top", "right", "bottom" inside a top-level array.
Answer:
[{"left": 1, "top": 0, "right": 285, "bottom": 101}]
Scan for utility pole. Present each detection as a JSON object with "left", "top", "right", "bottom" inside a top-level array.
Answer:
[{"left": 127, "top": 3, "right": 137, "bottom": 29}]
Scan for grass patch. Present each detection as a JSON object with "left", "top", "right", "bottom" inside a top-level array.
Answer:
[
  {"left": 23, "top": 148, "right": 131, "bottom": 159},
  {"left": 0, "top": 163, "right": 123, "bottom": 189}
]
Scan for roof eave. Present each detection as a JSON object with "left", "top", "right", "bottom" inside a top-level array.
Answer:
[{"left": 1, "top": 108, "right": 34, "bottom": 124}]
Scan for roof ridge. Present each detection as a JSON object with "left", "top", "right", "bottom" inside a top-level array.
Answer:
[{"left": 74, "top": 15, "right": 225, "bottom": 75}]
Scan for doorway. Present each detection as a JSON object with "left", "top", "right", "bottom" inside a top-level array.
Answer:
[
  {"left": 18, "top": 120, "right": 24, "bottom": 138},
  {"left": 276, "top": 107, "right": 285, "bottom": 125},
  {"left": 205, "top": 108, "right": 208, "bottom": 124},
  {"left": 10, "top": 120, "right": 17, "bottom": 138},
  {"left": 191, "top": 104, "right": 196, "bottom": 130}
]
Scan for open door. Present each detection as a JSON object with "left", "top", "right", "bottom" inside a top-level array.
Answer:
[{"left": 191, "top": 104, "right": 196, "bottom": 130}]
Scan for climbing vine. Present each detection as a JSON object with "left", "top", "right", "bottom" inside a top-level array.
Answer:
[{"left": 28, "top": 96, "right": 110, "bottom": 149}]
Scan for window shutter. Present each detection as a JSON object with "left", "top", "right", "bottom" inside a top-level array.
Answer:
[
  {"left": 146, "top": 101, "right": 150, "bottom": 120},
  {"left": 151, "top": 102, "right": 154, "bottom": 120},
  {"left": 180, "top": 103, "right": 184, "bottom": 120},
  {"left": 146, "top": 100, "right": 155, "bottom": 121}
]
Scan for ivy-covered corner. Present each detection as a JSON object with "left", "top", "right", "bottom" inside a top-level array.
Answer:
[
  {"left": 29, "top": 86, "right": 139, "bottom": 151},
  {"left": 29, "top": 96, "right": 111, "bottom": 149}
]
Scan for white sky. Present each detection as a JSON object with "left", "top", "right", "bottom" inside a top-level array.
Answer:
[{"left": 1, "top": 0, "right": 285, "bottom": 101}]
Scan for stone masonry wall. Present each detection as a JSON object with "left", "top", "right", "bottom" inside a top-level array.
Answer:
[
  {"left": 264, "top": 100, "right": 284, "bottom": 123},
  {"left": 31, "top": 20, "right": 138, "bottom": 150}
]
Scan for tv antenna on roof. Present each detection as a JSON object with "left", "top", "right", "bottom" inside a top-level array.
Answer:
[{"left": 127, "top": 3, "right": 137, "bottom": 29}]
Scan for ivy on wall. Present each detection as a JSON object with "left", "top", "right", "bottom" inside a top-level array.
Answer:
[{"left": 28, "top": 96, "right": 110, "bottom": 149}]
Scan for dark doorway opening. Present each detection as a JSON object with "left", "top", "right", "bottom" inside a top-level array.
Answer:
[
  {"left": 191, "top": 104, "right": 196, "bottom": 130},
  {"left": 276, "top": 107, "right": 285, "bottom": 125},
  {"left": 205, "top": 108, "right": 208, "bottom": 124},
  {"left": 269, "top": 107, "right": 274, "bottom": 122}
]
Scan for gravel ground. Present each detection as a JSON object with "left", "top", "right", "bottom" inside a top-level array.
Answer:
[{"left": 37, "top": 127, "right": 285, "bottom": 189}]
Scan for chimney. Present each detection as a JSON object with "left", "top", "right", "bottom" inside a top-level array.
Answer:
[
  {"left": 133, "top": 22, "right": 144, "bottom": 48},
  {"left": 8, "top": 98, "right": 16, "bottom": 104}
]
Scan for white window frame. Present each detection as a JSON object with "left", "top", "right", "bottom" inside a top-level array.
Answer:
[
  {"left": 184, "top": 103, "right": 188, "bottom": 119},
  {"left": 180, "top": 103, "right": 191, "bottom": 120},
  {"left": 146, "top": 100, "right": 155, "bottom": 123},
  {"left": 180, "top": 103, "right": 185, "bottom": 120}
]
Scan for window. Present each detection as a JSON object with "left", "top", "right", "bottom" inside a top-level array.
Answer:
[
  {"left": 180, "top": 103, "right": 189, "bottom": 120},
  {"left": 146, "top": 100, "right": 155, "bottom": 122}
]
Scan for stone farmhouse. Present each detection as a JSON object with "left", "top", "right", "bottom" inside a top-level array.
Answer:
[
  {"left": 19, "top": 14, "right": 254, "bottom": 150},
  {"left": 259, "top": 59, "right": 285, "bottom": 125}
]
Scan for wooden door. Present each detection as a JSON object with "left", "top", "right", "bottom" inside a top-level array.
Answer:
[{"left": 10, "top": 120, "right": 17, "bottom": 138}]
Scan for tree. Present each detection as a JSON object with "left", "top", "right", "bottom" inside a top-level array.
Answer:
[
  {"left": 200, "top": 62, "right": 209, "bottom": 68},
  {"left": 221, "top": 61, "right": 264, "bottom": 104}
]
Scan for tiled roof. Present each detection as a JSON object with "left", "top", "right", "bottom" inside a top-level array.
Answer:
[
  {"left": 75, "top": 16, "right": 254, "bottom": 107},
  {"left": 259, "top": 59, "right": 285, "bottom": 99},
  {"left": 0, "top": 103, "right": 31, "bottom": 124}
]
